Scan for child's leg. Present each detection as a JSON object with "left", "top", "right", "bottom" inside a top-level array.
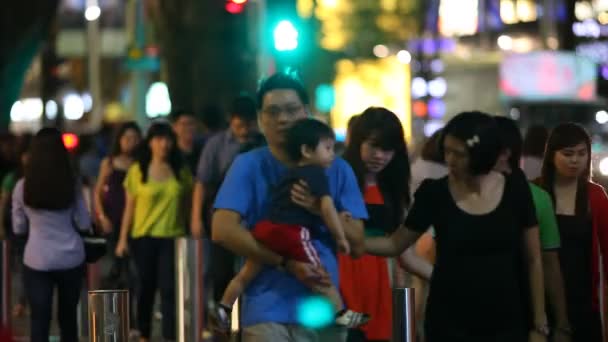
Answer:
[
  {"left": 315, "top": 283, "right": 344, "bottom": 312},
  {"left": 291, "top": 227, "right": 345, "bottom": 312},
  {"left": 314, "top": 276, "right": 370, "bottom": 328},
  {"left": 220, "top": 259, "right": 263, "bottom": 307}
]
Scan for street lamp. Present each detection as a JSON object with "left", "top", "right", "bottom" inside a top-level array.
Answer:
[{"left": 84, "top": 0, "right": 101, "bottom": 21}]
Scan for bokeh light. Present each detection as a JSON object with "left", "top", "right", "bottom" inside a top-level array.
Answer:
[{"left": 296, "top": 296, "right": 334, "bottom": 329}]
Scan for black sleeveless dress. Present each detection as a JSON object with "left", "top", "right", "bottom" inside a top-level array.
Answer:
[{"left": 556, "top": 214, "right": 603, "bottom": 342}]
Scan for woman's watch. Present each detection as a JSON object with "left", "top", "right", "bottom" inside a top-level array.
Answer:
[{"left": 533, "top": 323, "right": 550, "bottom": 336}]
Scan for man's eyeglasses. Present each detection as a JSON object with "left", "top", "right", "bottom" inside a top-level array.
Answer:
[{"left": 262, "top": 104, "right": 305, "bottom": 118}]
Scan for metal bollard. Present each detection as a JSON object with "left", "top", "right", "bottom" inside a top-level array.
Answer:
[
  {"left": 88, "top": 290, "right": 129, "bottom": 341},
  {"left": 392, "top": 288, "right": 415, "bottom": 342},
  {"left": 176, "top": 238, "right": 206, "bottom": 342},
  {"left": 1, "top": 240, "right": 11, "bottom": 329},
  {"left": 176, "top": 238, "right": 188, "bottom": 342}
]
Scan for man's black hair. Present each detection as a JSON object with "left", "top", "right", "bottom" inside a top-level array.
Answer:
[
  {"left": 169, "top": 109, "right": 195, "bottom": 123},
  {"left": 231, "top": 94, "right": 257, "bottom": 122},
  {"left": 256, "top": 71, "right": 309, "bottom": 110}
]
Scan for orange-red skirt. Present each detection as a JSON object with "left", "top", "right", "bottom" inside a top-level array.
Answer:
[{"left": 339, "top": 253, "right": 392, "bottom": 340}]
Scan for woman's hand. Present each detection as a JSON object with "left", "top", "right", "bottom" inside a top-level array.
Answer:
[
  {"left": 291, "top": 180, "right": 321, "bottom": 215},
  {"left": 99, "top": 215, "right": 113, "bottom": 235},
  {"left": 115, "top": 239, "right": 129, "bottom": 257},
  {"left": 528, "top": 329, "right": 547, "bottom": 342}
]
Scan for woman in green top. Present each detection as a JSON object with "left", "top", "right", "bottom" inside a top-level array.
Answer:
[
  {"left": 494, "top": 117, "right": 571, "bottom": 340},
  {"left": 115, "top": 123, "right": 192, "bottom": 342}
]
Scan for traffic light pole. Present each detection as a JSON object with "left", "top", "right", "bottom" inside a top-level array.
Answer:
[
  {"left": 41, "top": 22, "right": 63, "bottom": 129},
  {"left": 251, "top": 0, "right": 273, "bottom": 78},
  {"left": 127, "top": 0, "right": 149, "bottom": 128},
  {"left": 84, "top": 0, "right": 103, "bottom": 134}
]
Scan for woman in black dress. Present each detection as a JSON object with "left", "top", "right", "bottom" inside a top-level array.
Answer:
[
  {"left": 365, "top": 111, "right": 548, "bottom": 342},
  {"left": 537, "top": 123, "right": 607, "bottom": 341}
]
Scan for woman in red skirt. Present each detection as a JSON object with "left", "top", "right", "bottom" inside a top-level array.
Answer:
[{"left": 340, "top": 107, "right": 411, "bottom": 341}]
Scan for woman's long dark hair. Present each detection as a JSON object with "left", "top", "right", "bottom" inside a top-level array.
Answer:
[
  {"left": 344, "top": 107, "right": 411, "bottom": 227},
  {"left": 110, "top": 121, "right": 141, "bottom": 157},
  {"left": 539, "top": 123, "right": 591, "bottom": 216},
  {"left": 138, "top": 122, "right": 183, "bottom": 183},
  {"left": 24, "top": 128, "right": 76, "bottom": 210}
]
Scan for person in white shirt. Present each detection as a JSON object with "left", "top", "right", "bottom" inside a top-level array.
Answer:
[
  {"left": 410, "top": 130, "right": 448, "bottom": 195},
  {"left": 521, "top": 125, "right": 548, "bottom": 181}
]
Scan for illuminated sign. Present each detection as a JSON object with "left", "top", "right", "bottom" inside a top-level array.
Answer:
[
  {"left": 576, "top": 41, "right": 608, "bottom": 64},
  {"left": 331, "top": 58, "right": 412, "bottom": 141},
  {"left": 438, "top": 0, "right": 479, "bottom": 37},
  {"left": 572, "top": 19, "right": 608, "bottom": 38},
  {"left": 499, "top": 52, "right": 597, "bottom": 101}
]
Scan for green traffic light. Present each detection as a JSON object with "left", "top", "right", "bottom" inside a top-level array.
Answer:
[{"left": 273, "top": 20, "right": 299, "bottom": 52}]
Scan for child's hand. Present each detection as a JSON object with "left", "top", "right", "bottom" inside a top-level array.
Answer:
[{"left": 337, "top": 238, "right": 350, "bottom": 255}]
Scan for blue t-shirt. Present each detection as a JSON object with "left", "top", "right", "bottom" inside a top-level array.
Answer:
[{"left": 213, "top": 147, "right": 368, "bottom": 327}]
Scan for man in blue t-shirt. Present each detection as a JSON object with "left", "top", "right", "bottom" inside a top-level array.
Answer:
[{"left": 212, "top": 72, "right": 368, "bottom": 341}]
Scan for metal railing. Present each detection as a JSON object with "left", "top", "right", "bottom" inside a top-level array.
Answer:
[{"left": 2, "top": 237, "right": 414, "bottom": 342}]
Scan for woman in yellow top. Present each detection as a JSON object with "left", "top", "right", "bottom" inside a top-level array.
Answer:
[{"left": 115, "top": 122, "right": 192, "bottom": 342}]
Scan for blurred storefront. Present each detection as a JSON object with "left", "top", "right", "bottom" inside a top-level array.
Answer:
[{"left": 9, "top": 0, "right": 166, "bottom": 135}]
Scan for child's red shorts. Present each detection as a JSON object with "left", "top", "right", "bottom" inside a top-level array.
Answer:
[{"left": 251, "top": 220, "right": 321, "bottom": 266}]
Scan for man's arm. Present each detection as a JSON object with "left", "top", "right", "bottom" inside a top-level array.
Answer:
[
  {"left": 212, "top": 209, "right": 331, "bottom": 288},
  {"left": 192, "top": 136, "right": 218, "bottom": 238},
  {"left": 340, "top": 212, "right": 365, "bottom": 257},
  {"left": 211, "top": 209, "right": 283, "bottom": 265}
]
